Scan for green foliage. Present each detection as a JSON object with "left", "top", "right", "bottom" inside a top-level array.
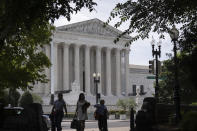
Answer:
[
  {"left": 118, "top": 110, "right": 126, "bottom": 115},
  {"left": 0, "top": 0, "right": 97, "bottom": 92},
  {"left": 190, "top": 102, "right": 197, "bottom": 106},
  {"left": 0, "top": 23, "right": 52, "bottom": 91},
  {"left": 180, "top": 111, "right": 197, "bottom": 131},
  {"left": 0, "top": 89, "right": 8, "bottom": 105},
  {"left": 109, "top": 110, "right": 116, "bottom": 115},
  {"left": 107, "top": 0, "right": 197, "bottom": 46},
  {"left": 0, "top": 89, "right": 20, "bottom": 106},
  {"left": 108, "top": 1, "right": 197, "bottom": 103},
  {"left": 31, "top": 93, "right": 43, "bottom": 104},
  {"left": 158, "top": 54, "right": 197, "bottom": 104},
  {"left": 66, "top": 112, "right": 75, "bottom": 119},
  {"left": 9, "top": 89, "right": 21, "bottom": 106},
  {"left": 116, "top": 97, "right": 136, "bottom": 110},
  {"left": 19, "top": 91, "right": 33, "bottom": 107},
  {"left": 0, "top": 0, "right": 96, "bottom": 41}
]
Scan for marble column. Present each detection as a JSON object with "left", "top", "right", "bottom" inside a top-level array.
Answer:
[
  {"left": 96, "top": 46, "right": 102, "bottom": 95},
  {"left": 45, "top": 44, "right": 51, "bottom": 95},
  {"left": 53, "top": 43, "right": 58, "bottom": 92},
  {"left": 125, "top": 49, "right": 130, "bottom": 96},
  {"left": 85, "top": 45, "right": 91, "bottom": 94},
  {"left": 106, "top": 47, "right": 112, "bottom": 96},
  {"left": 116, "top": 48, "right": 121, "bottom": 96},
  {"left": 63, "top": 44, "right": 69, "bottom": 90},
  {"left": 74, "top": 44, "right": 80, "bottom": 84}
]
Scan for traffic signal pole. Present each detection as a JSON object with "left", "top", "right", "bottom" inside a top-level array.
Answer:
[
  {"left": 155, "top": 54, "right": 159, "bottom": 102},
  {"left": 149, "top": 60, "right": 154, "bottom": 74},
  {"left": 150, "top": 38, "right": 161, "bottom": 102}
]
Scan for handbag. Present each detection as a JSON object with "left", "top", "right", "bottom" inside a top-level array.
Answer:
[
  {"left": 70, "top": 103, "right": 79, "bottom": 129},
  {"left": 70, "top": 118, "right": 79, "bottom": 129}
]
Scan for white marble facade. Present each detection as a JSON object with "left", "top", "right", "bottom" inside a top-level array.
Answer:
[{"left": 33, "top": 19, "right": 131, "bottom": 105}]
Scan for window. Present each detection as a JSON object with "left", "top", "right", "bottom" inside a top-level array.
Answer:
[
  {"left": 132, "top": 85, "right": 136, "bottom": 96},
  {"left": 140, "top": 85, "right": 145, "bottom": 95}
]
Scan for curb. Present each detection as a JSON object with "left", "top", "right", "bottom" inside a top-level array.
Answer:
[{"left": 62, "top": 119, "right": 130, "bottom": 123}]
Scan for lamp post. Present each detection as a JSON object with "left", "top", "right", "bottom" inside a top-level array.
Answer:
[
  {"left": 151, "top": 37, "right": 161, "bottom": 102},
  {"left": 168, "top": 25, "right": 181, "bottom": 122},
  {"left": 93, "top": 72, "right": 100, "bottom": 104}
]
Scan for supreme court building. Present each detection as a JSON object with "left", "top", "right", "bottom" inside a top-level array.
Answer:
[{"left": 33, "top": 18, "right": 133, "bottom": 105}]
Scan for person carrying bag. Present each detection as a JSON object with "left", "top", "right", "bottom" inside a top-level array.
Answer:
[
  {"left": 71, "top": 93, "right": 90, "bottom": 131},
  {"left": 70, "top": 107, "right": 80, "bottom": 129}
]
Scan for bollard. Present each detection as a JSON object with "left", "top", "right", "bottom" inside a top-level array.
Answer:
[{"left": 130, "top": 108, "right": 135, "bottom": 131}]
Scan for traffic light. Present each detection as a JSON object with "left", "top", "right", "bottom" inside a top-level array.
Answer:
[
  {"left": 149, "top": 60, "right": 154, "bottom": 74},
  {"left": 158, "top": 61, "right": 161, "bottom": 74}
]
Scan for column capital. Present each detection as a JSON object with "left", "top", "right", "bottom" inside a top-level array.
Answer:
[
  {"left": 106, "top": 47, "right": 112, "bottom": 52},
  {"left": 96, "top": 46, "right": 102, "bottom": 50},
  {"left": 116, "top": 48, "right": 121, "bottom": 52},
  {"left": 75, "top": 44, "right": 80, "bottom": 48},
  {"left": 63, "top": 43, "right": 70, "bottom": 48},
  {"left": 125, "top": 49, "right": 130, "bottom": 54},
  {"left": 85, "top": 45, "right": 91, "bottom": 49},
  {"left": 53, "top": 42, "right": 58, "bottom": 47}
]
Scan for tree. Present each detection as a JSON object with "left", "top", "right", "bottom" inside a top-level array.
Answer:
[
  {"left": 158, "top": 55, "right": 197, "bottom": 104},
  {"left": 0, "top": 24, "right": 52, "bottom": 91},
  {"left": 107, "top": 0, "right": 197, "bottom": 47},
  {"left": 107, "top": 0, "right": 197, "bottom": 104},
  {"left": 0, "top": 0, "right": 96, "bottom": 47},
  {"left": 0, "top": 0, "right": 97, "bottom": 92}
]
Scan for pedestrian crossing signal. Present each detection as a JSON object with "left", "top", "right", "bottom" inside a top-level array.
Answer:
[{"left": 149, "top": 60, "right": 154, "bottom": 74}]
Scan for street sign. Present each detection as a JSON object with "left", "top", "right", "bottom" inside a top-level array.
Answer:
[
  {"left": 147, "top": 76, "right": 155, "bottom": 79},
  {"left": 146, "top": 76, "right": 165, "bottom": 80}
]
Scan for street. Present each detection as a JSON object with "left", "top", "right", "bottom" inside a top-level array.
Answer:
[{"left": 61, "top": 119, "right": 130, "bottom": 131}]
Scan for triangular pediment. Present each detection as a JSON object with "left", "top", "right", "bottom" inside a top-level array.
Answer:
[{"left": 56, "top": 18, "right": 131, "bottom": 39}]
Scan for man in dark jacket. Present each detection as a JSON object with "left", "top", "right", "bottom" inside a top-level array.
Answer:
[{"left": 94, "top": 99, "right": 108, "bottom": 131}]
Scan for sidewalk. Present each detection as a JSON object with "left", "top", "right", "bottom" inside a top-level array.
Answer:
[
  {"left": 62, "top": 119, "right": 130, "bottom": 123},
  {"left": 62, "top": 119, "right": 130, "bottom": 131},
  {"left": 63, "top": 127, "right": 130, "bottom": 131}
]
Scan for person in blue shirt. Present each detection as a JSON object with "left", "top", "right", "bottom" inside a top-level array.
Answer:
[
  {"left": 94, "top": 99, "right": 108, "bottom": 131},
  {"left": 51, "top": 93, "right": 67, "bottom": 131}
]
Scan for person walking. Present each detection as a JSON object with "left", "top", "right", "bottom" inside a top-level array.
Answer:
[
  {"left": 94, "top": 99, "right": 108, "bottom": 131},
  {"left": 75, "top": 93, "right": 90, "bottom": 131},
  {"left": 51, "top": 93, "right": 67, "bottom": 131}
]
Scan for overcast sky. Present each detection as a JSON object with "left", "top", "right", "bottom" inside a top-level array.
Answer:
[{"left": 54, "top": 0, "right": 173, "bottom": 66}]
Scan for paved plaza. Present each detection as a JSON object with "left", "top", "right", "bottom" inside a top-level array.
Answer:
[
  {"left": 61, "top": 119, "right": 130, "bottom": 131},
  {"left": 63, "top": 127, "right": 130, "bottom": 131}
]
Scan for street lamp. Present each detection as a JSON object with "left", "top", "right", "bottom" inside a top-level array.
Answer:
[
  {"left": 151, "top": 37, "right": 161, "bottom": 102},
  {"left": 168, "top": 25, "right": 181, "bottom": 122},
  {"left": 93, "top": 72, "right": 100, "bottom": 104}
]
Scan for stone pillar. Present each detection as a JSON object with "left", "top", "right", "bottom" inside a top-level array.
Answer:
[
  {"left": 116, "top": 48, "right": 121, "bottom": 96},
  {"left": 74, "top": 44, "right": 80, "bottom": 84},
  {"left": 106, "top": 47, "right": 112, "bottom": 96},
  {"left": 45, "top": 44, "right": 51, "bottom": 95},
  {"left": 63, "top": 44, "right": 69, "bottom": 91},
  {"left": 125, "top": 49, "right": 130, "bottom": 96},
  {"left": 85, "top": 45, "right": 91, "bottom": 95},
  {"left": 53, "top": 43, "right": 58, "bottom": 92},
  {"left": 96, "top": 46, "right": 102, "bottom": 95}
]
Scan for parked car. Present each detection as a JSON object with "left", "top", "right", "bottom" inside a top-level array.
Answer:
[
  {"left": 1, "top": 104, "right": 50, "bottom": 131},
  {"left": 42, "top": 114, "right": 51, "bottom": 130},
  {"left": 4, "top": 106, "right": 24, "bottom": 115}
]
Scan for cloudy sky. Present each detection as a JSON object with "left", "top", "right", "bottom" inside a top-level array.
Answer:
[{"left": 54, "top": 0, "right": 173, "bottom": 66}]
